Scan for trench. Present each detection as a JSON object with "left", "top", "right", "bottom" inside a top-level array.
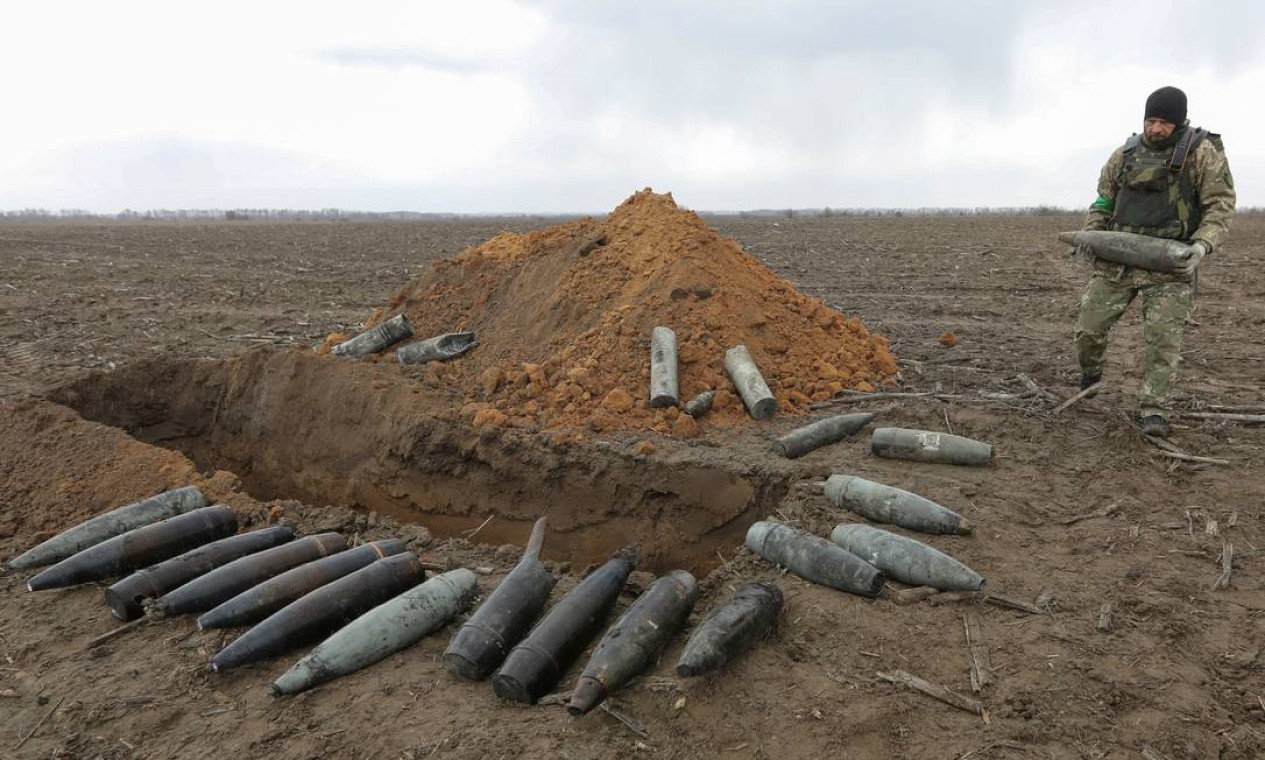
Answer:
[{"left": 49, "top": 347, "right": 792, "bottom": 574}]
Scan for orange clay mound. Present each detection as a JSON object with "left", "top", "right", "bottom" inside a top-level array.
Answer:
[{"left": 335, "top": 189, "right": 897, "bottom": 435}]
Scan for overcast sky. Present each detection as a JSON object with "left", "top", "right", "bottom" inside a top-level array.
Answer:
[{"left": 2, "top": 1, "right": 1262, "bottom": 213}]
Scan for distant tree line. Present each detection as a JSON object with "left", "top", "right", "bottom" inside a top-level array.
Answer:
[
  {"left": 3, "top": 206, "right": 1263, "bottom": 221},
  {"left": 0, "top": 208, "right": 479, "bottom": 222},
  {"left": 722, "top": 205, "right": 1088, "bottom": 219},
  {"left": 705, "top": 205, "right": 1265, "bottom": 218}
]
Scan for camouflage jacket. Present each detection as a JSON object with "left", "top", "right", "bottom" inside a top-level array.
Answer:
[{"left": 1083, "top": 130, "right": 1236, "bottom": 253}]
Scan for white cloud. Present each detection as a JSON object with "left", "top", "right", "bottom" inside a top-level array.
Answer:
[{"left": 1, "top": 1, "right": 1261, "bottom": 212}]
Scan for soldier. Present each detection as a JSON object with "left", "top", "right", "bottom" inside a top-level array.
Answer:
[{"left": 1073, "top": 86, "right": 1236, "bottom": 437}]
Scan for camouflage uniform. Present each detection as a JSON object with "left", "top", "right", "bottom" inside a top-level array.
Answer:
[{"left": 1074, "top": 128, "right": 1236, "bottom": 419}]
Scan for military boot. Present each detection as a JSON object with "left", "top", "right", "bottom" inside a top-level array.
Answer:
[
  {"left": 1079, "top": 373, "right": 1102, "bottom": 398},
  {"left": 1138, "top": 415, "right": 1170, "bottom": 438}
]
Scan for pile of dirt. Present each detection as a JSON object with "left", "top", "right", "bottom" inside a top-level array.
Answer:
[
  {"left": 326, "top": 190, "right": 897, "bottom": 436},
  {"left": 0, "top": 399, "right": 242, "bottom": 543}
]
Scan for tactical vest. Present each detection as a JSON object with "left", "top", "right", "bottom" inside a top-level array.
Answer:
[{"left": 1110, "top": 128, "right": 1218, "bottom": 241}]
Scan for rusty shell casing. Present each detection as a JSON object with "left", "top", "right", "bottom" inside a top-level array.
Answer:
[
  {"left": 442, "top": 518, "right": 555, "bottom": 681},
  {"left": 871, "top": 427, "right": 993, "bottom": 466},
  {"left": 491, "top": 547, "right": 639, "bottom": 704},
  {"left": 197, "top": 539, "right": 407, "bottom": 630},
  {"left": 683, "top": 391, "right": 716, "bottom": 418},
  {"left": 331, "top": 314, "right": 414, "bottom": 358},
  {"left": 156, "top": 532, "right": 348, "bottom": 616},
  {"left": 824, "top": 474, "right": 972, "bottom": 535},
  {"left": 829, "top": 524, "right": 984, "bottom": 591},
  {"left": 745, "top": 521, "right": 884, "bottom": 598},
  {"left": 9, "top": 486, "right": 209, "bottom": 570},
  {"left": 26, "top": 506, "right": 237, "bottom": 592},
  {"left": 648, "top": 326, "right": 679, "bottom": 408},
  {"left": 775, "top": 413, "right": 874, "bottom": 458},
  {"left": 396, "top": 331, "right": 478, "bottom": 365},
  {"left": 104, "top": 526, "right": 295, "bottom": 621},
  {"left": 676, "top": 580, "right": 783, "bottom": 677},
  {"left": 724, "top": 345, "right": 777, "bottom": 420},
  {"left": 569, "top": 570, "right": 698, "bottom": 716},
  {"left": 210, "top": 552, "right": 426, "bottom": 672}
]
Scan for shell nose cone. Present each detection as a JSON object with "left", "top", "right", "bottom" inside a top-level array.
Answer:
[{"left": 567, "top": 676, "right": 607, "bottom": 716}]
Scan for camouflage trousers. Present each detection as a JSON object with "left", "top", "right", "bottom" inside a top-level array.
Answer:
[{"left": 1074, "top": 264, "right": 1194, "bottom": 420}]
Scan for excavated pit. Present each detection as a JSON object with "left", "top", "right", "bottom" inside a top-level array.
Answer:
[{"left": 49, "top": 347, "right": 793, "bottom": 574}]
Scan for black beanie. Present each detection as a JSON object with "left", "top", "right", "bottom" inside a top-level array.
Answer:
[{"left": 1144, "top": 86, "right": 1187, "bottom": 125}]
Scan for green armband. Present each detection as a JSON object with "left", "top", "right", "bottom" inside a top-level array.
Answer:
[{"left": 1091, "top": 195, "right": 1114, "bottom": 212}]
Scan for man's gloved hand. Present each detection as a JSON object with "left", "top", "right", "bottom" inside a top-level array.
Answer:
[
  {"left": 1073, "top": 243, "right": 1095, "bottom": 262},
  {"left": 1174, "top": 240, "right": 1208, "bottom": 278}
]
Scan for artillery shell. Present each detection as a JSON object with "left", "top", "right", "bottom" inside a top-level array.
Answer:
[
  {"left": 683, "top": 391, "right": 716, "bottom": 418},
  {"left": 745, "top": 521, "right": 883, "bottom": 597},
  {"left": 273, "top": 569, "right": 478, "bottom": 695},
  {"left": 775, "top": 413, "right": 874, "bottom": 458},
  {"left": 211, "top": 552, "right": 426, "bottom": 672},
  {"left": 724, "top": 345, "right": 776, "bottom": 420},
  {"left": 1058, "top": 230, "right": 1193, "bottom": 273},
  {"left": 27, "top": 506, "right": 237, "bottom": 592},
  {"left": 396, "top": 331, "right": 478, "bottom": 365},
  {"left": 569, "top": 570, "right": 697, "bottom": 716},
  {"left": 871, "top": 427, "right": 993, "bottom": 466},
  {"left": 443, "top": 517, "right": 555, "bottom": 680},
  {"left": 9, "top": 486, "right": 208, "bottom": 570},
  {"left": 830, "top": 524, "right": 984, "bottom": 591},
  {"left": 331, "top": 313, "right": 414, "bottom": 358},
  {"left": 104, "top": 526, "right": 295, "bottom": 621},
  {"left": 676, "top": 580, "right": 782, "bottom": 677},
  {"left": 649, "top": 326, "right": 679, "bottom": 408},
  {"left": 824, "top": 474, "right": 972, "bottom": 535},
  {"left": 155, "top": 532, "right": 348, "bottom": 617},
  {"left": 491, "top": 546, "right": 639, "bottom": 704},
  {"left": 198, "top": 539, "right": 407, "bottom": 630}
]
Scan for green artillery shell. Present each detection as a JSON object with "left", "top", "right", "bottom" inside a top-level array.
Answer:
[
  {"left": 569, "top": 570, "right": 698, "bottom": 716},
  {"left": 198, "top": 539, "right": 407, "bottom": 630},
  {"left": 156, "top": 532, "right": 348, "bottom": 616},
  {"left": 491, "top": 546, "right": 639, "bottom": 704},
  {"left": 683, "top": 391, "right": 716, "bottom": 418},
  {"left": 331, "top": 313, "right": 414, "bottom": 358},
  {"left": 396, "top": 331, "right": 478, "bottom": 365},
  {"left": 775, "top": 413, "right": 875, "bottom": 458},
  {"left": 1058, "top": 230, "right": 1193, "bottom": 273},
  {"left": 104, "top": 526, "right": 295, "bottom": 621},
  {"left": 9, "top": 485, "right": 208, "bottom": 570},
  {"left": 273, "top": 569, "right": 478, "bottom": 695},
  {"left": 724, "top": 345, "right": 777, "bottom": 420},
  {"left": 649, "top": 326, "right": 679, "bottom": 408},
  {"left": 676, "top": 580, "right": 783, "bottom": 677},
  {"left": 443, "top": 517, "right": 555, "bottom": 680},
  {"left": 211, "top": 552, "right": 425, "bottom": 672},
  {"left": 830, "top": 524, "right": 984, "bottom": 591},
  {"left": 871, "top": 427, "right": 993, "bottom": 466},
  {"left": 26, "top": 506, "right": 237, "bottom": 592},
  {"left": 744, "top": 521, "right": 884, "bottom": 597},
  {"left": 824, "top": 474, "right": 972, "bottom": 535}
]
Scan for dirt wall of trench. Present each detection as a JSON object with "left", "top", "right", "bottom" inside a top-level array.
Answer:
[{"left": 48, "top": 347, "right": 793, "bottom": 573}]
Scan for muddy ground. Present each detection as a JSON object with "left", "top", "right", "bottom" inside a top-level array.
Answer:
[{"left": 0, "top": 214, "right": 1261, "bottom": 759}]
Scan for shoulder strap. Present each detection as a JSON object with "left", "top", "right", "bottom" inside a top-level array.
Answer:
[
  {"left": 1123, "top": 134, "right": 1142, "bottom": 153},
  {"left": 1169, "top": 127, "right": 1207, "bottom": 173}
]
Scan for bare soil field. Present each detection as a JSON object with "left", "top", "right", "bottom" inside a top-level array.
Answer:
[{"left": 0, "top": 212, "right": 1262, "bottom": 759}]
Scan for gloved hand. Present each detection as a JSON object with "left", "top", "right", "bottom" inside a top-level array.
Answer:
[
  {"left": 1174, "top": 241, "right": 1208, "bottom": 278},
  {"left": 1073, "top": 243, "right": 1095, "bottom": 262}
]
